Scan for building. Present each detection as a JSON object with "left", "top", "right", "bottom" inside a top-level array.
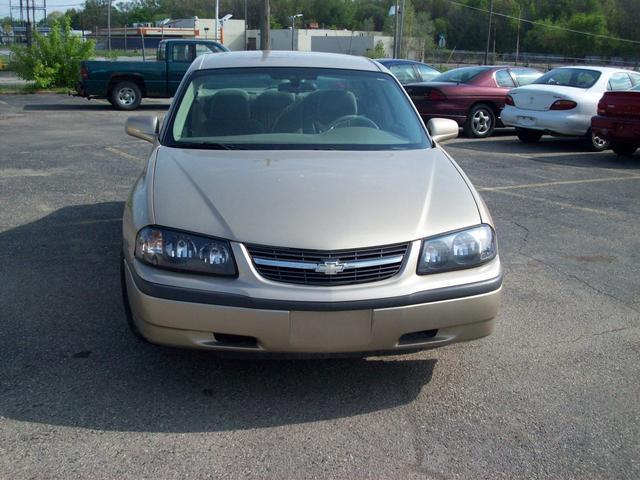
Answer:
[
  {"left": 247, "top": 28, "right": 393, "bottom": 57},
  {"left": 95, "top": 18, "right": 246, "bottom": 51},
  {"left": 163, "top": 17, "right": 246, "bottom": 51}
]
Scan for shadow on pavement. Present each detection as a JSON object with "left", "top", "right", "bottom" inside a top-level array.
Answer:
[
  {"left": 23, "top": 103, "right": 169, "bottom": 112},
  {"left": 451, "top": 136, "right": 640, "bottom": 170},
  {"left": 0, "top": 202, "right": 435, "bottom": 433}
]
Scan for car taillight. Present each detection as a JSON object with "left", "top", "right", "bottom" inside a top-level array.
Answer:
[
  {"left": 80, "top": 65, "right": 89, "bottom": 80},
  {"left": 426, "top": 89, "right": 446, "bottom": 101},
  {"left": 505, "top": 95, "right": 515, "bottom": 106},
  {"left": 550, "top": 99, "right": 577, "bottom": 110},
  {"left": 597, "top": 98, "right": 606, "bottom": 116}
]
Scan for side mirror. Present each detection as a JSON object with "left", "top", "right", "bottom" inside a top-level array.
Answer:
[
  {"left": 427, "top": 118, "right": 459, "bottom": 143},
  {"left": 126, "top": 115, "right": 159, "bottom": 143}
]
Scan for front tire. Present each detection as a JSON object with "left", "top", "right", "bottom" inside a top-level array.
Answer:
[
  {"left": 463, "top": 104, "right": 496, "bottom": 138},
  {"left": 516, "top": 128, "right": 543, "bottom": 144},
  {"left": 110, "top": 81, "right": 142, "bottom": 111},
  {"left": 611, "top": 142, "right": 637, "bottom": 157},
  {"left": 586, "top": 129, "right": 610, "bottom": 152}
]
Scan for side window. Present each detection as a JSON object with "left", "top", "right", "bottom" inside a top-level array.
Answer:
[
  {"left": 416, "top": 64, "right": 439, "bottom": 82},
  {"left": 512, "top": 68, "right": 541, "bottom": 86},
  {"left": 157, "top": 43, "right": 166, "bottom": 61},
  {"left": 389, "top": 64, "right": 418, "bottom": 84},
  {"left": 607, "top": 73, "right": 633, "bottom": 91},
  {"left": 171, "top": 44, "right": 195, "bottom": 63},
  {"left": 630, "top": 73, "right": 640, "bottom": 86},
  {"left": 495, "top": 69, "right": 516, "bottom": 88},
  {"left": 195, "top": 43, "right": 222, "bottom": 57}
]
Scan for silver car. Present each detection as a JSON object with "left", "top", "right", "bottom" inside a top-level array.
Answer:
[{"left": 121, "top": 51, "right": 502, "bottom": 354}]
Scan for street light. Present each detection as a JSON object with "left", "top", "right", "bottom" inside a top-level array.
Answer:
[
  {"left": 288, "top": 13, "right": 302, "bottom": 51},
  {"left": 204, "top": 27, "right": 209, "bottom": 39}
]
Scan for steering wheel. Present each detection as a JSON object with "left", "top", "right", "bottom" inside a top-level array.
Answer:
[{"left": 327, "top": 115, "right": 380, "bottom": 131}]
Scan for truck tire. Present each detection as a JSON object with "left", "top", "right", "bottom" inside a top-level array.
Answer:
[
  {"left": 516, "top": 128, "right": 543, "bottom": 144},
  {"left": 110, "top": 81, "right": 142, "bottom": 111},
  {"left": 611, "top": 142, "right": 637, "bottom": 157},
  {"left": 463, "top": 103, "right": 495, "bottom": 138}
]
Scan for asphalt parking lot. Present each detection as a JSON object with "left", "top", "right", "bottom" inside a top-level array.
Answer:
[{"left": 0, "top": 94, "right": 638, "bottom": 480}]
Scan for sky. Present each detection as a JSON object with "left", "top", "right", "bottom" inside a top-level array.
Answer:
[{"left": 1, "top": 1, "right": 127, "bottom": 20}]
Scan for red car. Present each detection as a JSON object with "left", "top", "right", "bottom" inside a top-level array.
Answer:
[
  {"left": 591, "top": 85, "right": 640, "bottom": 156},
  {"left": 404, "top": 66, "right": 542, "bottom": 138}
]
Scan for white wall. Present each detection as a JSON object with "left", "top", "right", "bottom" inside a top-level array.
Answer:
[{"left": 164, "top": 18, "right": 246, "bottom": 50}]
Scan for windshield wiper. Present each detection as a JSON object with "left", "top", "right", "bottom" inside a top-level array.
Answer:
[{"left": 179, "top": 142, "right": 248, "bottom": 150}]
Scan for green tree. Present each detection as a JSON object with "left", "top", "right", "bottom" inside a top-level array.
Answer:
[{"left": 10, "top": 18, "right": 95, "bottom": 88}]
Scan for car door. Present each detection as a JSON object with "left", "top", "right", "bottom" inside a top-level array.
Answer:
[{"left": 167, "top": 43, "right": 195, "bottom": 96}]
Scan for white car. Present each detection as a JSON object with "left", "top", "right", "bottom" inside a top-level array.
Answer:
[{"left": 501, "top": 66, "right": 640, "bottom": 150}]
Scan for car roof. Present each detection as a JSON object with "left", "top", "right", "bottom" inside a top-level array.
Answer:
[
  {"left": 549, "top": 66, "right": 637, "bottom": 73},
  {"left": 375, "top": 58, "right": 435, "bottom": 67},
  {"left": 159, "top": 39, "right": 222, "bottom": 44},
  {"left": 194, "top": 51, "right": 383, "bottom": 72}
]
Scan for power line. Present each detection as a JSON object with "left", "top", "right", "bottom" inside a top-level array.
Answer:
[{"left": 446, "top": 0, "right": 640, "bottom": 46}]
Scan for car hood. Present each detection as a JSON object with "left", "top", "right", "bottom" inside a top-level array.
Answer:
[{"left": 152, "top": 147, "right": 480, "bottom": 249}]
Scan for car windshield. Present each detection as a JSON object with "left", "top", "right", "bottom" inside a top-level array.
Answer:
[
  {"left": 167, "top": 67, "right": 429, "bottom": 151},
  {"left": 533, "top": 68, "right": 601, "bottom": 88},
  {"left": 431, "top": 66, "right": 491, "bottom": 84}
]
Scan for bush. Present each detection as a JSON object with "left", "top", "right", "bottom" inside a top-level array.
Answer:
[
  {"left": 10, "top": 17, "right": 95, "bottom": 89},
  {"left": 365, "top": 41, "right": 386, "bottom": 59}
]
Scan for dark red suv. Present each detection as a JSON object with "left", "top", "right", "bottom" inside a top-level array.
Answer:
[{"left": 404, "top": 66, "right": 542, "bottom": 138}]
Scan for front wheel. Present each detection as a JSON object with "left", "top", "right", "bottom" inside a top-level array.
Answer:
[
  {"left": 611, "top": 142, "right": 637, "bottom": 157},
  {"left": 463, "top": 104, "right": 495, "bottom": 138},
  {"left": 110, "top": 81, "right": 142, "bottom": 111},
  {"left": 516, "top": 128, "right": 543, "bottom": 144},
  {"left": 586, "top": 129, "right": 610, "bottom": 152}
]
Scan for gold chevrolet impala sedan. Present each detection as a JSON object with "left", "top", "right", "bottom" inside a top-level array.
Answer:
[{"left": 121, "top": 51, "right": 502, "bottom": 354}]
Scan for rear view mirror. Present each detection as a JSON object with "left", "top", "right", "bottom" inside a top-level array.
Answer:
[
  {"left": 126, "top": 116, "right": 159, "bottom": 143},
  {"left": 427, "top": 118, "right": 459, "bottom": 143}
]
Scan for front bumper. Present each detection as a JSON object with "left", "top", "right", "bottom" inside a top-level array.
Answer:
[
  {"left": 501, "top": 106, "right": 590, "bottom": 136},
  {"left": 124, "top": 260, "right": 502, "bottom": 353}
]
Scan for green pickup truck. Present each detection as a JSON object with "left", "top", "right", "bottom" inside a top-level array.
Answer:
[{"left": 74, "top": 39, "right": 229, "bottom": 110}]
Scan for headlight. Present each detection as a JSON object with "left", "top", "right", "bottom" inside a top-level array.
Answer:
[
  {"left": 417, "top": 224, "right": 496, "bottom": 274},
  {"left": 134, "top": 226, "right": 236, "bottom": 276}
]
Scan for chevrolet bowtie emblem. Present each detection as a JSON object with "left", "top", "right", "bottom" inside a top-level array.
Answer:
[{"left": 315, "top": 260, "right": 346, "bottom": 275}]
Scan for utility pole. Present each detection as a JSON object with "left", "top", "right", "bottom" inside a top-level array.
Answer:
[
  {"left": 262, "top": 0, "right": 270, "bottom": 50},
  {"left": 215, "top": 0, "right": 219, "bottom": 42},
  {"left": 483, "top": 0, "right": 494, "bottom": 65},
  {"left": 515, "top": 5, "right": 521, "bottom": 65},
  {"left": 289, "top": 14, "right": 302, "bottom": 51},
  {"left": 244, "top": 0, "right": 248, "bottom": 50},
  {"left": 107, "top": 0, "right": 112, "bottom": 52},
  {"left": 393, "top": 1, "right": 399, "bottom": 58},
  {"left": 25, "top": 0, "right": 31, "bottom": 47},
  {"left": 398, "top": 0, "right": 406, "bottom": 58}
]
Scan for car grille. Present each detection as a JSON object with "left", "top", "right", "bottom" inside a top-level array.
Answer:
[{"left": 245, "top": 242, "right": 410, "bottom": 286}]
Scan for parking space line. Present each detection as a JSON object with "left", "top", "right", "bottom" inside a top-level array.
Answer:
[
  {"left": 105, "top": 146, "right": 143, "bottom": 164},
  {"left": 478, "top": 175, "right": 640, "bottom": 192},
  {"left": 482, "top": 189, "right": 624, "bottom": 218}
]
